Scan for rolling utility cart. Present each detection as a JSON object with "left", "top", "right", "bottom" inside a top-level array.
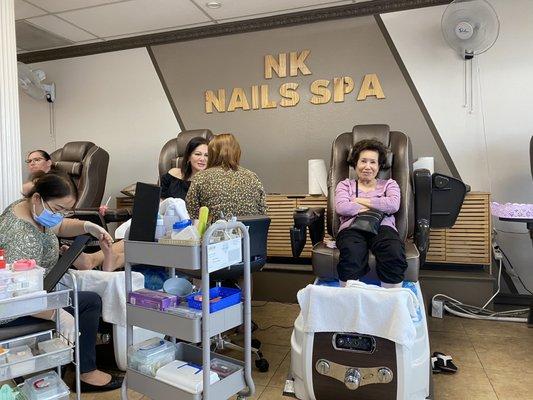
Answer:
[
  {"left": 121, "top": 221, "right": 255, "bottom": 400},
  {"left": 0, "top": 272, "right": 81, "bottom": 400}
]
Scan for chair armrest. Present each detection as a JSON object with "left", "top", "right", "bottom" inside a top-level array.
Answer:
[
  {"left": 103, "top": 208, "right": 131, "bottom": 223},
  {"left": 413, "top": 169, "right": 432, "bottom": 265},
  {"left": 70, "top": 208, "right": 131, "bottom": 225},
  {"left": 290, "top": 207, "right": 325, "bottom": 257}
]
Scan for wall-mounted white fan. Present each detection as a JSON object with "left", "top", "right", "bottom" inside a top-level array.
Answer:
[
  {"left": 441, "top": 0, "right": 500, "bottom": 112},
  {"left": 17, "top": 62, "right": 55, "bottom": 103}
]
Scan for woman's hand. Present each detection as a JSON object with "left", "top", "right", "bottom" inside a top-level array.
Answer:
[{"left": 83, "top": 221, "right": 113, "bottom": 245}]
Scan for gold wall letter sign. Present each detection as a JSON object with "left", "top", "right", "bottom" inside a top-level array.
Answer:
[
  {"left": 279, "top": 83, "right": 300, "bottom": 107},
  {"left": 310, "top": 79, "right": 331, "bottom": 105},
  {"left": 357, "top": 74, "right": 385, "bottom": 101},
  {"left": 264, "top": 53, "right": 287, "bottom": 79},
  {"left": 205, "top": 89, "right": 226, "bottom": 113}
]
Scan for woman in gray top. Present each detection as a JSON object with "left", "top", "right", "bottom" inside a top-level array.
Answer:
[{"left": 0, "top": 172, "right": 122, "bottom": 392}]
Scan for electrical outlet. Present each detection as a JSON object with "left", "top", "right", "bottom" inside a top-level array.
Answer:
[
  {"left": 431, "top": 299, "right": 444, "bottom": 318},
  {"left": 493, "top": 247, "right": 503, "bottom": 260}
]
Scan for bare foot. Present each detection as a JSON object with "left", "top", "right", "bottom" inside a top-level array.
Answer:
[
  {"left": 71, "top": 248, "right": 96, "bottom": 270},
  {"left": 100, "top": 234, "right": 115, "bottom": 272},
  {"left": 80, "top": 369, "right": 111, "bottom": 386}
]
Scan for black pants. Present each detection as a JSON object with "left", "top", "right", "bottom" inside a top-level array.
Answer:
[
  {"left": 336, "top": 225, "right": 408, "bottom": 284},
  {"left": 4, "top": 291, "right": 102, "bottom": 373}
]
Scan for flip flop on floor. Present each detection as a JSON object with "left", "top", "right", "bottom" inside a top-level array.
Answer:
[
  {"left": 431, "top": 357, "right": 441, "bottom": 374},
  {"left": 433, "top": 352, "right": 458, "bottom": 373}
]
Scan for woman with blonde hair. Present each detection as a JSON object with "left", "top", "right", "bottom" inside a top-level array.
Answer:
[{"left": 186, "top": 133, "right": 266, "bottom": 219}]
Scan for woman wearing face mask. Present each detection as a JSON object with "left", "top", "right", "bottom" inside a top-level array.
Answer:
[
  {"left": 335, "top": 139, "right": 407, "bottom": 288},
  {"left": 160, "top": 136, "right": 209, "bottom": 200},
  {"left": 0, "top": 172, "right": 122, "bottom": 392}
]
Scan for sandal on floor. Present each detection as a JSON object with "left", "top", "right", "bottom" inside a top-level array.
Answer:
[
  {"left": 433, "top": 351, "right": 458, "bottom": 373},
  {"left": 431, "top": 357, "right": 441, "bottom": 374}
]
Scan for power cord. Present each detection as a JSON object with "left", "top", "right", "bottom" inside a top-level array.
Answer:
[
  {"left": 257, "top": 324, "right": 294, "bottom": 331},
  {"left": 498, "top": 247, "right": 533, "bottom": 296},
  {"left": 431, "top": 249, "right": 528, "bottom": 323}
]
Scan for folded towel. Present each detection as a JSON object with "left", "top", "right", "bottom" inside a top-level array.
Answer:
[
  {"left": 297, "top": 281, "right": 419, "bottom": 348},
  {"left": 63, "top": 270, "right": 144, "bottom": 325}
]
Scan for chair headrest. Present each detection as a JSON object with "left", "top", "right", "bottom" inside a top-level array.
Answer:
[
  {"left": 60, "top": 142, "right": 95, "bottom": 162},
  {"left": 176, "top": 129, "right": 213, "bottom": 157},
  {"left": 347, "top": 125, "right": 394, "bottom": 170},
  {"left": 53, "top": 161, "right": 83, "bottom": 177}
]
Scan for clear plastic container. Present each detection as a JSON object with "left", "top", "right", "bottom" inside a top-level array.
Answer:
[
  {"left": 0, "top": 266, "right": 44, "bottom": 299},
  {"left": 0, "top": 347, "right": 8, "bottom": 365},
  {"left": 154, "top": 215, "right": 166, "bottom": 240},
  {"left": 37, "top": 338, "right": 68, "bottom": 354},
  {"left": 37, "top": 338, "right": 72, "bottom": 366},
  {"left": 21, "top": 371, "right": 70, "bottom": 400},
  {"left": 7, "top": 345, "right": 34, "bottom": 376},
  {"left": 127, "top": 337, "right": 175, "bottom": 376}
]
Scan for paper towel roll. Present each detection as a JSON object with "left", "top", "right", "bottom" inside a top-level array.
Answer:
[
  {"left": 413, "top": 157, "right": 434, "bottom": 174},
  {"left": 308, "top": 159, "right": 328, "bottom": 196}
]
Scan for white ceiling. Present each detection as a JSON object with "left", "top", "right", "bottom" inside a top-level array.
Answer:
[{"left": 15, "top": 0, "right": 372, "bottom": 52}]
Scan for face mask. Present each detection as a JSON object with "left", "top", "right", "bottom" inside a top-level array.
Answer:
[{"left": 33, "top": 198, "right": 64, "bottom": 228}]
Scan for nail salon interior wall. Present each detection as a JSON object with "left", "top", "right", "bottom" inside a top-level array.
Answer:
[
  {"left": 150, "top": 15, "right": 452, "bottom": 195},
  {"left": 18, "top": 48, "right": 181, "bottom": 206},
  {"left": 382, "top": 0, "right": 533, "bottom": 291}
]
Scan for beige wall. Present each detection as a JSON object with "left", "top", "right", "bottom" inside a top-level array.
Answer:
[
  {"left": 383, "top": 1, "right": 533, "bottom": 291},
  {"left": 19, "top": 48, "right": 181, "bottom": 205},
  {"left": 151, "top": 16, "right": 451, "bottom": 194}
]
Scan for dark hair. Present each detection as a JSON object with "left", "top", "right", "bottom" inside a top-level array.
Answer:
[
  {"left": 347, "top": 139, "right": 389, "bottom": 169},
  {"left": 208, "top": 133, "right": 241, "bottom": 171},
  {"left": 27, "top": 150, "right": 51, "bottom": 161},
  {"left": 25, "top": 171, "right": 77, "bottom": 202},
  {"left": 180, "top": 137, "right": 210, "bottom": 181}
]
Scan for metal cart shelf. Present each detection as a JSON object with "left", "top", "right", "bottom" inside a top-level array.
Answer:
[
  {"left": 0, "top": 273, "right": 81, "bottom": 400},
  {"left": 121, "top": 221, "right": 255, "bottom": 400}
]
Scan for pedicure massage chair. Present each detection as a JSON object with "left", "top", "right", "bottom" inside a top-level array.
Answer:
[{"left": 289, "top": 124, "right": 467, "bottom": 400}]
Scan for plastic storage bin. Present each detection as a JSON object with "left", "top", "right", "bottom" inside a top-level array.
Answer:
[
  {"left": 37, "top": 338, "right": 72, "bottom": 366},
  {"left": 7, "top": 345, "right": 34, "bottom": 376},
  {"left": 21, "top": 371, "right": 70, "bottom": 400},
  {"left": 0, "top": 266, "right": 44, "bottom": 300},
  {"left": 127, "top": 337, "right": 175, "bottom": 377},
  {"left": 186, "top": 287, "right": 241, "bottom": 313}
]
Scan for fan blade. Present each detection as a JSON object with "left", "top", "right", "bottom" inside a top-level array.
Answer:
[
  {"left": 441, "top": 0, "right": 500, "bottom": 56},
  {"left": 22, "top": 83, "right": 46, "bottom": 100}
]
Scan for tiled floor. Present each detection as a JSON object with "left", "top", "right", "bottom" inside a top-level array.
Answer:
[{"left": 71, "top": 301, "right": 533, "bottom": 400}]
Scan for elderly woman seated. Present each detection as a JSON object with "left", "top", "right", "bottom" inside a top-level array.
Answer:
[{"left": 335, "top": 139, "right": 407, "bottom": 288}]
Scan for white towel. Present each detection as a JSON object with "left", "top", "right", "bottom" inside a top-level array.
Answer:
[
  {"left": 297, "top": 281, "right": 419, "bottom": 348},
  {"left": 63, "top": 270, "right": 144, "bottom": 325},
  {"left": 159, "top": 198, "right": 189, "bottom": 220}
]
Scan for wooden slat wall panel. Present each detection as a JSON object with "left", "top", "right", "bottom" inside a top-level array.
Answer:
[
  {"left": 266, "top": 195, "right": 327, "bottom": 258},
  {"left": 426, "top": 192, "right": 491, "bottom": 265},
  {"left": 427, "top": 229, "right": 446, "bottom": 262},
  {"left": 116, "top": 196, "right": 134, "bottom": 210},
  {"left": 266, "top": 196, "right": 297, "bottom": 257}
]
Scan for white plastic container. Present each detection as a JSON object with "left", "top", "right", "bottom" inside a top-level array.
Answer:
[
  {"left": 155, "top": 359, "right": 220, "bottom": 394},
  {"left": 163, "top": 209, "right": 180, "bottom": 237},
  {"left": 7, "top": 345, "right": 34, "bottom": 376},
  {"left": 127, "top": 337, "right": 175, "bottom": 376},
  {"left": 21, "top": 371, "right": 70, "bottom": 400},
  {"left": 154, "top": 215, "right": 166, "bottom": 240}
]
